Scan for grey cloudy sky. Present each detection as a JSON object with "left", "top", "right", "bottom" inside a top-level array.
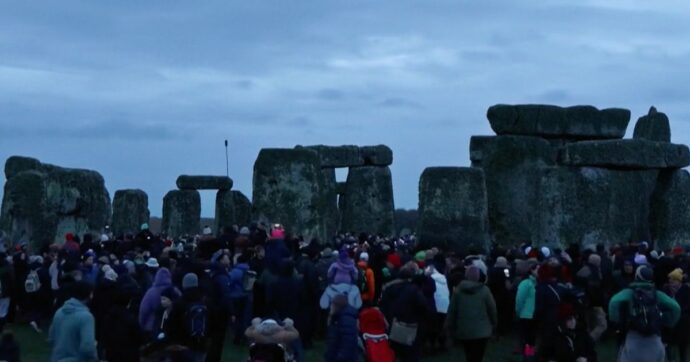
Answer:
[{"left": 2, "top": 0, "right": 690, "bottom": 217}]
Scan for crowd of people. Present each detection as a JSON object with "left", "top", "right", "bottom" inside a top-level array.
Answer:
[{"left": 0, "top": 223, "right": 689, "bottom": 362}]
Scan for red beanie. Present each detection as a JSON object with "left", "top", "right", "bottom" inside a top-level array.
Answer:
[
  {"left": 65, "top": 233, "right": 75, "bottom": 242},
  {"left": 386, "top": 254, "right": 402, "bottom": 269}
]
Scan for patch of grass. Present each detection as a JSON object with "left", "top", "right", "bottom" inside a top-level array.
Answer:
[{"left": 11, "top": 323, "right": 623, "bottom": 361}]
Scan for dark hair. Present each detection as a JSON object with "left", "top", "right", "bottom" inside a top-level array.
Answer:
[
  {"left": 71, "top": 281, "right": 94, "bottom": 301},
  {"left": 237, "top": 253, "right": 251, "bottom": 264}
]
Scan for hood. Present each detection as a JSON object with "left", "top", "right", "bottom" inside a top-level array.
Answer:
[
  {"left": 333, "top": 260, "right": 355, "bottom": 271},
  {"left": 60, "top": 298, "right": 89, "bottom": 315},
  {"left": 330, "top": 283, "right": 358, "bottom": 294},
  {"left": 629, "top": 281, "right": 654, "bottom": 289},
  {"left": 459, "top": 280, "right": 485, "bottom": 294},
  {"left": 153, "top": 268, "right": 172, "bottom": 287}
]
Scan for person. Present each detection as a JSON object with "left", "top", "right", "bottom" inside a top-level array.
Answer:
[
  {"left": 379, "top": 262, "right": 433, "bottom": 362},
  {"left": 575, "top": 253, "right": 608, "bottom": 341},
  {"left": 324, "top": 294, "right": 359, "bottom": 362},
  {"left": 48, "top": 281, "right": 98, "bottom": 362},
  {"left": 541, "top": 304, "right": 596, "bottom": 362},
  {"left": 207, "top": 250, "right": 233, "bottom": 362},
  {"left": 515, "top": 263, "right": 538, "bottom": 359},
  {"left": 0, "top": 254, "right": 13, "bottom": 331},
  {"left": 229, "top": 252, "right": 254, "bottom": 345},
  {"left": 446, "top": 265, "right": 497, "bottom": 362},
  {"left": 101, "top": 288, "right": 143, "bottom": 362},
  {"left": 265, "top": 259, "right": 306, "bottom": 362},
  {"left": 427, "top": 262, "right": 449, "bottom": 351},
  {"left": 245, "top": 318, "right": 300, "bottom": 361},
  {"left": 165, "top": 273, "right": 209, "bottom": 362},
  {"left": 609, "top": 265, "right": 681, "bottom": 362},
  {"left": 0, "top": 330, "right": 19, "bottom": 362},
  {"left": 663, "top": 268, "right": 690, "bottom": 362},
  {"left": 139, "top": 268, "right": 175, "bottom": 339},
  {"left": 488, "top": 256, "right": 513, "bottom": 337},
  {"left": 357, "top": 252, "right": 376, "bottom": 307},
  {"left": 328, "top": 250, "right": 358, "bottom": 285}
]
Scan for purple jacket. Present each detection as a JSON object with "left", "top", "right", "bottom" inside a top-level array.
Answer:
[
  {"left": 138, "top": 268, "right": 173, "bottom": 332},
  {"left": 328, "top": 260, "right": 358, "bottom": 285}
]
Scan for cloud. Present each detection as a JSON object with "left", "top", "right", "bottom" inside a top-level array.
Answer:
[
  {"left": 378, "top": 97, "right": 424, "bottom": 110},
  {"left": 3, "top": 1, "right": 690, "bottom": 214}
]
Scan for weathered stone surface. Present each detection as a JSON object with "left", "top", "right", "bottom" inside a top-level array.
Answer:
[
  {"left": 215, "top": 190, "right": 253, "bottom": 232},
  {"left": 559, "top": 140, "right": 690, "bottom": 169},
  {"left": 417, "top": 167, "right": 489, "bottom": 253},
  {"left": 340, "top": 166, "right": 395, "bottom": 236},
  {"left": 487, "top": 104, "right": 630, "bottom": 139},
  {"left": 321, "top": 168, "right": 339, "bottom": 239},
  {"left": 1, "top": 156, "right": 112, "bottom": 249},
  {"left": 535, "top": 167, "right": 657, "bottom": 248},
  {"left": 469, "top": 136, "right": 495, "bottom": 167},
  {"left": 4, "top": 155, "right": 42, "bottom": 180},
  {"left": 231, "top": 191, "right": 252, "bottom": 227},
  {"left": 162, "top": 190, "right": 200, "bottom": 237},
  {"left": 633, "top": 106, "right": 671, "bottom": 142},
  {"left": 360, "top": 145, "right": 393, "bottom": 166},
  {"left": 112, "top": 189, "right": 149, "bottom": 236},
  {"left": 252, "top": 148, "right": 329, "bottom": 240},
  {"left": 176, "top": 175, "right": 233, "bottom": 190},
  {"left": 473, "top": 136, "right": 557, "bottom": 243},
  {"left": 298, "top": 145, "right": 394, "bottom": 167},
  {"left": 335, "top": 182, "right": 347, "bottom": 195},
  {"left": 301, "top": 145, "right": 361, "bottom": 168},
  {"left": 651, "top": 169, "right": 690, "bottom": 248}
]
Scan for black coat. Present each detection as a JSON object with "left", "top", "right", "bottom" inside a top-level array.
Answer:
[
  {"left": 325, "top": 305, "right": 359, "bottom": 362},
  {"left": 541, "top": 326, "right": 596, "bottom": 362},
  {"left": 380, "top": 279, "right": 432, "bottom": 325},
  {"left": 103, "top": 304, "right": 143, "bottom": 362}
]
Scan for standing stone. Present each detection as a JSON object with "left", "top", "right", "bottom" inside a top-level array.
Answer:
[
  {"left": 215, "top": 190, "right": 253, "bottom": 233},
  {"left": 1, "top": 156, "right": 112, "bottom": 249},
  {"left": 112, "top": 189, "right": 150, "bottom": 236},
  {"left": 473, "top": 136, "right": 557, "bottom": 243},
  {"left": 417, "top": 167, "right": 489, "bottom": 253},
  {"left": 487, "top": 104, "right": 630, "bottom": 139},
  {"left": 321, "top": 168, "right": 339, "bottom": 239},
  {"left": 633, "top": 106, "right": 671, "bottom": 142},
  {"left": 232, "top": 191, "right": 252, "bottom": 227},
  {"left": 176, "top": 175, "right": 233, "bottom": 190},
  {"left": 535, "top": 167, "right": 657, "bottom": 248},
  {"left": 162, "top": 190, "right": 200, "bottom": 237},
  {"left": 651, "top": 169, "right": 690, "bottom": 248},
  {"left": 252, "top": 149, "right": 329, "bottom": 240},
  {"left": 340, "top": 166, "right": 395, "bottom": 236}
]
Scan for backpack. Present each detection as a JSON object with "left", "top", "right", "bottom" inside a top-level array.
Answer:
[
  {"left": 357, "top": 269, "right": 369, "bottom": 294},
  {"left": 242, "top": 270, "right": 257, "bottom": 292},
  {"left": 628, "top": 287, "right": 662, "bottom": 336},
  {"left": 25, "top": 270, "right": 41, "bottom": 293},
  {"left": 185, "top": 303, "right": 208, "bottom": 342}
]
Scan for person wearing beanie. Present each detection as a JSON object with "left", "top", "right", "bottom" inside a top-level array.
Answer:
[
  {"left": 165, "top": 272, "right": 208, "bottom": 360},
  {"left": 356, "top": 252, "right": 376, "bottom": 306},
  {"left": 609, "top": 266, "right": 681, "bottom": 362},
  {"left": 541, "top": 304, "right": 596, "bottom": 362},
  {"left": 634, "top": 253, "right": 648, "bottom": 266},
  {"left": 182, "top": 273, "right": 198, "bottom": 290},
  {"left": 515, "top": 263, "right": 538, "bottom": 358},
  {"left": 575, "top": 252, "right": 607, "bottom": 341},
  {"left": 663, "top": 268, "right": 690, "bottom": 362},
  {"left": 446, "top": 265, "right": 497, "bottom": 362},
  {"left": 414, "top": 251, "right": 427, "bottom": 268}
]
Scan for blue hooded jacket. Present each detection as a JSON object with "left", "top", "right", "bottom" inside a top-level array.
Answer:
[{"left": 49, "top": 298, "right": 98, "bottom": 362}]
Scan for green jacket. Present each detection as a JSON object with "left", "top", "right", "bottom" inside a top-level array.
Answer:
[
  {"left": 608, "top": 281, "right": 681, "bottom": 328},
  {"left": 447, "top": 280, "right": 497, "bottom": 340},
  {"left": 515, "top": 275, "right": 536, "bottom": 319}
]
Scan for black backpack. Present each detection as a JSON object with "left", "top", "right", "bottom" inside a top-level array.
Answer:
[
  {"left": 628, "top": 287, "right": 662, "bottom": 336},
  {"left": 185, "top": 303, "right": 208, "bottom": 342}
]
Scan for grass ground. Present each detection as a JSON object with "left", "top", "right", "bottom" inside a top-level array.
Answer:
[{"left": 10, "top": 323, "right": 623, "bottom": 361}]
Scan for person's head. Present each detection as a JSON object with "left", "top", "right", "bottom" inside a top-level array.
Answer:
[
  {"left": 465, "top": 265, "right": 481, "bottom": 282},
  {"left": 237, "top": 252, "right": 251, "bottom": 265},
  {"left": 84, "top": 254, "right": 94, "bottom": 267},
  {"left": 331, "top": 293, "right": 348, "bottom": 314},
  {"left": 623, "top": 259, "right": 634, "bottom": 274},
  {"left": 529, "top": 263, "right": 539, "bottom": 277},
  {"left": 71, "top": 281, "right": 94, "bottom": 303},
  {"left": 219, "top": 253, "right": 231, "bottom": 268},
  {"left": 588, "top": 254, "right": 601, "bottom": 268},
  {"left": 635, "top": 265, "right": 653, "bottom": 283},
  {"left": 669, "top": 268, "right": 684, "bottom": 287},
  {"left": 182, "top": 273, "right": 198, "bottom": 290}
]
